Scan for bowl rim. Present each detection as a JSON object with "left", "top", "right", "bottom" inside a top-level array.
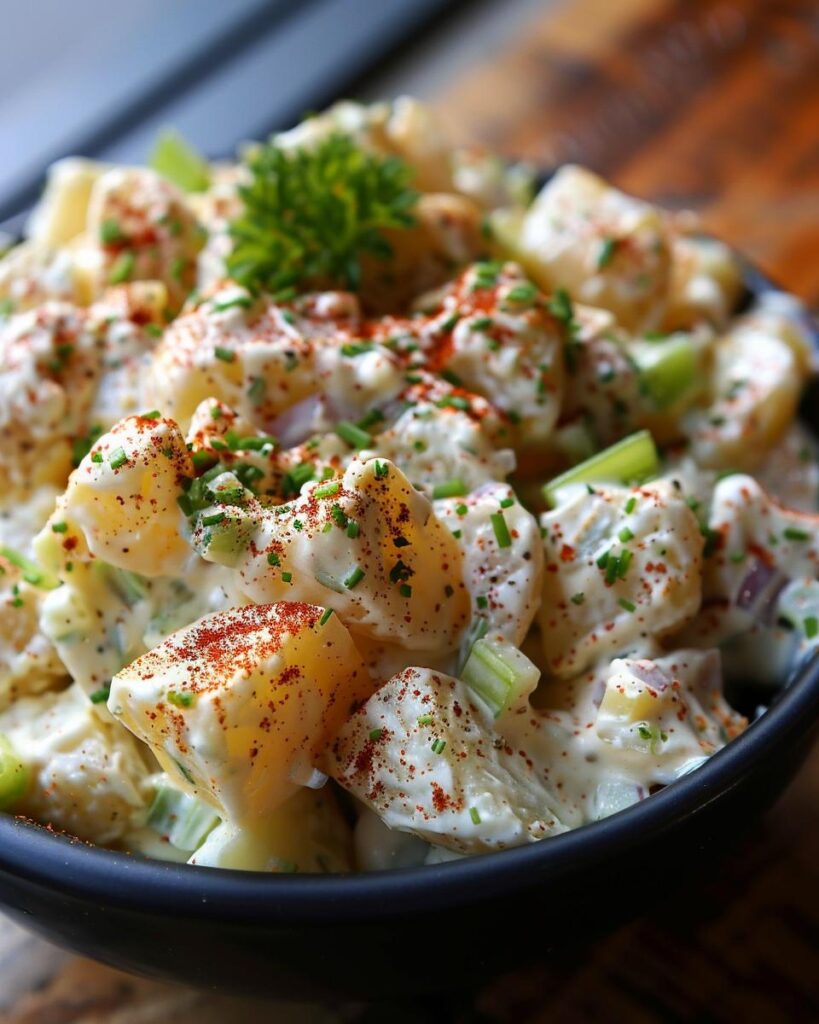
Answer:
[
  {"left": 1, "top": 650, "right": 817, "bottom": 924},
  {"left": 1, "top": 260, "right": 818, "bottom": 926}
]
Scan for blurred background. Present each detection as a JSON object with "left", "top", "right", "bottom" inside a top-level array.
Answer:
[{"left": 2, "top": 0, "right": 819, "bottom": 1020}]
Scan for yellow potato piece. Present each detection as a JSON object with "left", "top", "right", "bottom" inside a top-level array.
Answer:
[
  {"left": 59, "top": 414, "right": 193, "bottom": 577},
  {"left": 109, "top": 602, "right": 372, "bottom": 823}
]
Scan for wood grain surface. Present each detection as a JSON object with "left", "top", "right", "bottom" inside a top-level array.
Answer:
[{"left": 3, "top": 0, "right": 819, "bottom": 1019}]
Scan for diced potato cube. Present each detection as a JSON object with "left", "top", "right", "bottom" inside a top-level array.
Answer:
[{"left": 109, "top": 603, "right": 372, "bottom": 823}]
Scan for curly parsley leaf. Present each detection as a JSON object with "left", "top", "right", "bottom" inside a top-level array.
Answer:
[{"left": 227, "top": 133, "right": 418, "bottom": 295}]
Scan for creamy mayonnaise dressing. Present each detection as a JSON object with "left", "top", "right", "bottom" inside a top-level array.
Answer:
[{"left": 0, "top": 97, "right": 815, "bottom": 871}]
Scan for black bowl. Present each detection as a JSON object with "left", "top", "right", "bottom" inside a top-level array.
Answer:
[{"left": 0, "top": 260, "right": 817, "bottom": 1001}]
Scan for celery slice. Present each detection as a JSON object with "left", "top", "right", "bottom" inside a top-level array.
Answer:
[
  {"left": 461, "top": 637, "right": 540, "bottom": 718},
  {"left": 633, "top": 336, "right": 697, "bottom": 409},
  {"left": 149, "top": 129, "right": 210, "bottom": 193},
  {"left": 0, "top": 546, "right": 59, "bottom": 589},
  {"left": 195, "top": 511, "right": 253, "bottom": 567},
  {"left": 543, "top": 430, "right": 659, "bottom": 508},
  {"left": 105, "top": 567, "right": 148, "bottom": 608},
  {"left": 0, "top": 735, "right": 28, "bottom": 810},
  {"left": 147, "top": 785, "right": 219, "bottom": 853}
]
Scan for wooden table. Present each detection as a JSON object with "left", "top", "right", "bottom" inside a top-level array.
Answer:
[{"left": 3, "top": 0, "right": 819, "bottom": 1019}]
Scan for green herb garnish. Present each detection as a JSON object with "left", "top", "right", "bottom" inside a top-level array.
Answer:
[{"left": 227, "top": 133, "right": 418, "bottom": 295}]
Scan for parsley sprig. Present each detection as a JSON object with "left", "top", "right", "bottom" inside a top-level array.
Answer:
[{"left": 227, "top": 134, "right": 419, "bottom": 295}]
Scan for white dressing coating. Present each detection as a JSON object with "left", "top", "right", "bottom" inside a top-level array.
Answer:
[
  {"left": 49, "top": 414, "right": 193, "bottom": 577},
  {"left": 326, "top": 650, "right": 743, "bottom": 855},
  {"left": 435, "top": 483, "right": 544, "bottom": 647},
  {"left": 0, "top": 97, "right": 815, "bottom": 871},
  {"left": 109, "top": 603, "right": 372, "bottom": 824},
  {"left": 204, "top": 458, "right": 471, "bottom": 652},
  {"left": 326, "top": 667, "right": 570, "bottom": 854},
  {"left": 538, "top": 480, "right": 703, "bottom": 677},
  {"left": 519, "top": 165, "right": 672, "bottom": 331},
  {"left": 0, "top": 683, "right": 152, "bottom": 844}
]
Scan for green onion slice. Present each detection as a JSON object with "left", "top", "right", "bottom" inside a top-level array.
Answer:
[
  {"left": 543, "top": 430, "right": 659, "bottom": 508},
  {"left": 461, "top": 636, "right": 540, "bottom": 719}
]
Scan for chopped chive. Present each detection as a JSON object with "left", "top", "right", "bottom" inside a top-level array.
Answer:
[
  {"left": 618, "top": 526, "right": 634, "bottom": 543},
  {"left": 571, "top": 592, "right": 585, "bottom": 605},
  {"left": 369, "top": 728, "right": 383, "bottom": 741},
  {"left": 335, "top": 421, "right": 372, "bottom": 449},
  {"left": 100, "top": 218, "right": 124, "bottom": 244},
  {"left": 374, "top": 461, "right": 389, "bottom": 479},
  {"left": 469, "top": 807, "right": 481, "bottom": 825},
  {"left": 504, "top": 282, "right": 537, "bottom": 306},
  {"left": 784, "top": 527, "right": 810, "bottom": 542},
  {"left": 452, "top": 529, "right": 462, "bottom": 540},
  {"left": 108, "top": 250, "right": 134, "bottom": 284},
  {"left": 89, "top": 685, "right": 111, "bottom": 705},
  {"left": 346, "top": 520, "right": 360, "bottom": 539},
  {"left": 281, "top": 571, "right": 292, "bottom": 583},
  {"left": 432, "top": 478, "right": 467, "bottom": 500},
  {"left": 319, "top": 607, "right": 334, "bottom": 626},
  {"left": 500, "top": 497, "right": 515, "bottom": 508},
  {"left": 470, "top": 316, "right": 493, "bottom": 331},
  {"left": 314, "top": 481, "right": 340, "bottom": 499},
  {"left": 804, "top": 616, "right": 818, "bottom": 639},
  {"left": 167, "top": 690, "right": 195, "bottom": 708},
  {"left": 399, "top": 583, "right": 412, "bottom": 598},
  {"left": 729, "top": 551, "right": 746, "bottom": 563},
  {"left": 597, "top": 550, "right": 610, "bottom": 569},
  {"left": 236, "top": 435, "right": 276, "bottom": 451},
  {"left": 281, "top": 462, "right": 314, "bottom": 497},
  {"left": 341, "top": 342, "right": 374, "bottom": 357},
  {"left": 597, "top": 236, "right": 617, "bottom": 269},
  {"left": 267, "top": 552, "right": 281, "bottom": 566},
  {"left": 441, "top": 368, "right": 464, "bottom": 388},
  {"left": 357, "top": 408, "right": 385, "bottom": 431},
  {"left": 344, "top": 565, "right": 365, "bottom": 589},
  {"left": 701, "top": 525, "right": 720, "bottom": 558},
  {"left": 292, "top": 519, "right": 303, "bottom": 531},
  {"left": 247, "top": 377, "right": 266, "bottom": 403},
  {"left": 430, "top": 738, "right": 447, "bottom": 755},
  {"left": 214, "top": 346, "right": 235, "bottom": 363},
  {"left": 109, "top": 447, "right": 128, "bottom": 470},
  {"left": 491, "top": 512, "right": 512, "bottom": 548},
  {"left": 201, "top": 511, "right": 225, "bottom": 526},
  {"left": 440, "top": 311, "right": 461, "bottom": 332},
  {"left": 417, "top": 714, "right": 434, "bottom": 726},
  {"left": 455, "top": 503, "right": 469, "bottom": 517},
  {"left": 436, "top": 395, "right": 471, "bottom": 411},
  {"left": 476, "top": 595, "right": 489, "bottom": 610},
  {"left": 212, "top": 294, "right": 253, "bottom": 313},
  {"left": 618, "top": 598, "right": 636, "bottom": 613},
  {"left": 625, "top": 497, "right": 637, "bottom": 514},
  {"left": 330, "top": 505, "right": 349, "bottom": 528},
  {"left": 51, "top": 522, "right": 68, "bottom": 534}
]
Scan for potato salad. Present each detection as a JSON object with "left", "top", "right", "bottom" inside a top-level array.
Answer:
[{"left": 0, "top": 98, "right": 815, "bottom": 873}]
